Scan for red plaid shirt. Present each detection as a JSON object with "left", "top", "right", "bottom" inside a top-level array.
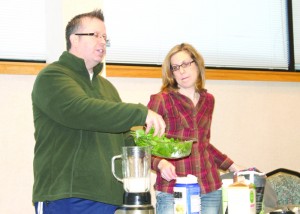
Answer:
[{"left": 148, "top": 90, "right": 233, "bottom": 194}]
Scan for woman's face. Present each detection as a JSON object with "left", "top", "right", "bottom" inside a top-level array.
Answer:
[{"left": 170, "top": 51, "right": 198, "bottom": 90}]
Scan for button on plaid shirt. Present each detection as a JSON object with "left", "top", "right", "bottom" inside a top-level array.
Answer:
[{"left": 148, "top": 90, "right": 233, "bottom": 194}]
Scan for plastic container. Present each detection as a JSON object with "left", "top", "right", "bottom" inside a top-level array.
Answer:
[
  {"left": 173, "top": 174, "right": 201, "bottom": 214},
  {"left": 151, "top": 140, "right": 193, "bottom": 159},
  {"left": 131, "top": 129, "right": 195, "bottom": 159}
]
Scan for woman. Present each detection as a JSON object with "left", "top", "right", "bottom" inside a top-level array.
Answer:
[{"left": 148, "top": 43, "right": 243, "bottom": 214}]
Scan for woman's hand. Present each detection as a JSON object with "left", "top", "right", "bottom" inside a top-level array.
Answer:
[
  {"left": 158, "top": 159, "right": 177, "bottom": 181},
  {"left": 228, "top": 163, "right": 245, "bottom": 173}
]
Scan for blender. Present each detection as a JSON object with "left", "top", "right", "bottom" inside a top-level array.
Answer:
[{"left": 112, "top": 146, "right": 154, "bottom": 214}]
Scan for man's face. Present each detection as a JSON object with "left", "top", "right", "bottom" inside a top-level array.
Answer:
[{"left": 70, "top": 17, "right": 107, "bottom": 71}]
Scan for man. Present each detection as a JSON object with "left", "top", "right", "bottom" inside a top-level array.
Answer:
[{"left": 32, "top": 9, "right": 165, "bottom": 214}]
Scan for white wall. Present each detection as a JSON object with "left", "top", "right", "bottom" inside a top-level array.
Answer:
[{"left": 0, "top": 74, "right": 299, "bottom": 213}]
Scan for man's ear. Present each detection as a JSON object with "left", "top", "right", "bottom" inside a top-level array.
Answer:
[{"left": 70, "top": 34, "right": 78, "bottom": 48}]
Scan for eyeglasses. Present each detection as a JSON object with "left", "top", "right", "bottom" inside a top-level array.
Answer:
[
  {"left": 171, "top": 60, "right": 195, "bottom": 72},
  {"left": 74, "top": 32, "right": 110, "bottom": 46}
]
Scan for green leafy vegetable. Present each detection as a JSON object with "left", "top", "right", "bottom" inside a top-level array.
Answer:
[{"left": 131, "top": 128, "right": 193, "bottom": 159}]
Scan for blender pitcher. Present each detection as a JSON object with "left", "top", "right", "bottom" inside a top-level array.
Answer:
[{"left": 112, "top": 146, "right": 151, "bottom": 193}]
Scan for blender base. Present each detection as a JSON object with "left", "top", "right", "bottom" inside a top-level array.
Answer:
[
  {"left": 115, "top": 192, "right": 154, "bottom": 214},
  {"left": 114, "top": 205, "right": 154, "bottom": 214}
]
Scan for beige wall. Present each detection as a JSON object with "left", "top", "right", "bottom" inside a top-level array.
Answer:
[
  {"left": 1, "top": 0, "right": 300, "bottom": 213},
  {"left": 108, "top": 77, "right": 300, "bottom": 174},
  {"left": 0, "top": 74, "right": 299, "bottom": 213},
  {"left": 0, "top": 0, "right": 105, "bottom": 213}
]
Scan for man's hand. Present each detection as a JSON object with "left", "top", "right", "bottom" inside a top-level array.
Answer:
[
  {"left": 158, "top": 159, "right": 177, "bottom": 182},
  {"left": 145, "top": 109, "right": 166, "bottom": 137}
]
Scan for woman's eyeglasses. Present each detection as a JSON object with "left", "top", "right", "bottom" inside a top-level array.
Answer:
[{"left": 171, "top": 60, "right": 195, "bottom": 72}]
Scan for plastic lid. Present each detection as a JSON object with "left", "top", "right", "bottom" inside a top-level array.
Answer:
[{"left": 176, "top": 174, "right": 198, "bottom": 184}]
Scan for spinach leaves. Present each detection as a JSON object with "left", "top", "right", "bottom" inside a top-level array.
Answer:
[{"left": 131, "top": 128, "right": 193, "bottom": 159}]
